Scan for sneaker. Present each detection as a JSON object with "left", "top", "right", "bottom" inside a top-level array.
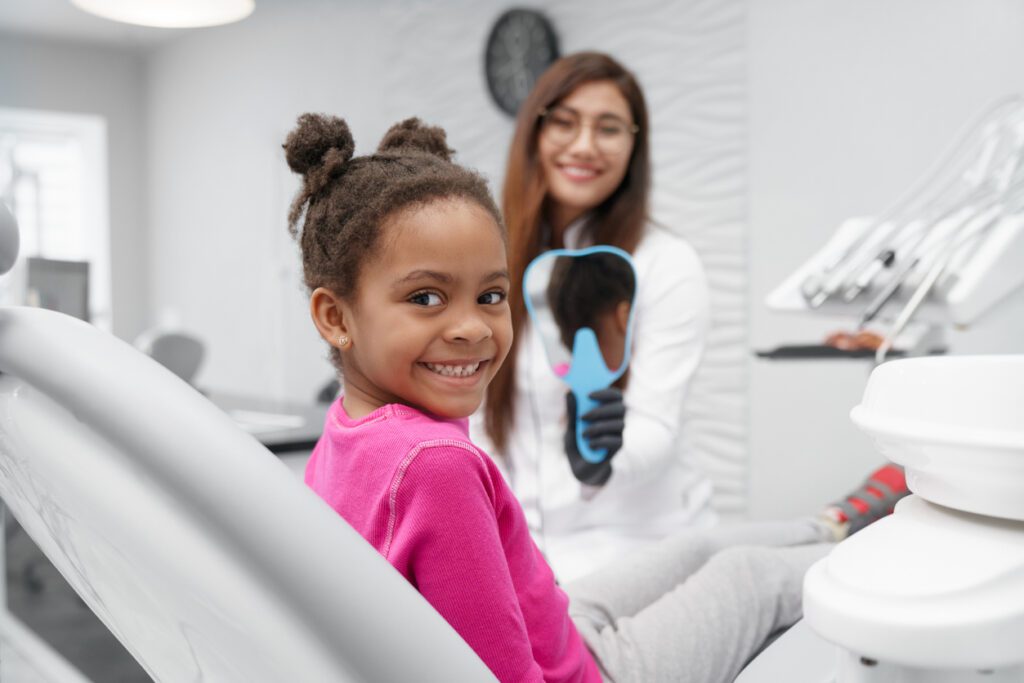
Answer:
[{"left": 819, "top": 464, "right": 909, "bottom": 541}]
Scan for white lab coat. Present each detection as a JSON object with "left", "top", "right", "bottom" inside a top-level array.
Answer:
[{"left": 471, "top": 218, "right": 716, "bottom": 583}]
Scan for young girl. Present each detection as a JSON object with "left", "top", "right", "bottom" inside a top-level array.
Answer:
[{"left": 286, "top": 113, "right": 905, "bottom": 683}]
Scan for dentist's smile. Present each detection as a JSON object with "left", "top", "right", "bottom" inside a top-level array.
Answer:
[{"left": 557, "top": 163, "right": 601, "bottom": 182}]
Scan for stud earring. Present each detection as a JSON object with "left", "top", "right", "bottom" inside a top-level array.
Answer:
[{"left": 338, "top": 335, "right": 350, "bottom": 349}]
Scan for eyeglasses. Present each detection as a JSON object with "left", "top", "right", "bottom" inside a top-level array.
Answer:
[{"left": 538, "top": 106, "right": 639, "bottom": 155}]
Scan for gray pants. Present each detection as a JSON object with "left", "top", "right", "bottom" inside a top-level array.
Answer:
[{"left": 566, "top": 520, "right": 833, "bottom": 683}]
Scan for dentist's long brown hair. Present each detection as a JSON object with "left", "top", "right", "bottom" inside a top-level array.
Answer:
[{"left": 485, "top": 51, "right": 651, "bottom": 454}]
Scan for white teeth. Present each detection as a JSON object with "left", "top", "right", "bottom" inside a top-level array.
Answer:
[
  {"left": 424, "top": 362, "right": 481, "bottom": 378},
  {"left": 562, "top": 166, "right": 597, "bottom": 177}
]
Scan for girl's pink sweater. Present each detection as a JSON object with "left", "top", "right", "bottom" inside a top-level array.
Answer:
[{"left": 305, "top": 401, "right": 601, "bottom": 683}]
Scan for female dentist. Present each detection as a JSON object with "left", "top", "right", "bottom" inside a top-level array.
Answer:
[{"left": 473, "top": 51, "right": 715, "bottom": 582}]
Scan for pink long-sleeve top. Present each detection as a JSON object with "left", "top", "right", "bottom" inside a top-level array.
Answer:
[{"left": 305, "top": 400, "right": 602, "bottom": 683}]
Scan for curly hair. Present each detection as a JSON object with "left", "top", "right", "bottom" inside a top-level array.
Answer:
[{"left": 283, "top": 113, "right": 504, "bottom": 372}]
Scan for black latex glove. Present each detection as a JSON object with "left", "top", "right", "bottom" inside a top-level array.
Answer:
[{"left": 564, "top": 388, "right": 626, "bottom": 486}]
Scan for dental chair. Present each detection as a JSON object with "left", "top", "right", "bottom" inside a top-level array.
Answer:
[
  {"left": 0, "top": 204, "right": 495, "bottom": 682},
  {"left": 740, "top": 354, "right": 1024, "bottom": 682}
]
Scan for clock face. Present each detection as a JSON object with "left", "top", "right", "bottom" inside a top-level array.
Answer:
[{"left": 484, "top": 9, "right": 559, "bottom": 117}]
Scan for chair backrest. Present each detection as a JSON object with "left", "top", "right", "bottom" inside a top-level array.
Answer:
[{"left": 0, "top": 306, "right": 495, "bottom": 682}]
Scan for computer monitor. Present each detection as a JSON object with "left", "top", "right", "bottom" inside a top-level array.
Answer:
[{"left": 26, "top": 257, "right": 90, "bottom": 322}]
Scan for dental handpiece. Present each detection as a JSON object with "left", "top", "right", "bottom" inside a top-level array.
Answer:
[
  {"left": 842, "top": 249, "right": 896, "bottom": 302},
  {"left": 873, "top": 232, "right": 971, "bottom": 364},
  {"left": 801, "top": 209, "right": 913, "bottom": 306},
  {"left": 842, "top": 198, "right": 968, "bottom": 304},
  {"left": 873, "top": 255, "right": 945, "bottom": 364},
  {"left": 851, "top": 222, "right": 939, "bottom": 321},
  {"left": 867, "top": 200, "right": 1007, "bottom": 344},
  {"left": 858, "top": 255, "right": 920, "bottom": 328},
  {"left": 809, "top": 232, "right": 891, "bottom": 308},
  {"left": 856, "top": 184, "right": 1008, "bottom": 325},
  {"left": 800, "top": 225, "right": 879, "bottom": 304},
  {"left": 810, "top": 177, "right": 984, "bottom": 308}
]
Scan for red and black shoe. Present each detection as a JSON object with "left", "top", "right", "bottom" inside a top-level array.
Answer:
[{"left": 820, "top": 464, "right": 909, "bottom": 540}]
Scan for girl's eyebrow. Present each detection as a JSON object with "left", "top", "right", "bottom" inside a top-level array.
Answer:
[
  {"left": 392, "top": 269, "right": 510, "bottom": 289},
  {"left": 393, "top": 270, "right": 453, "bottom": 286},
  {"left": 484, "top": 270, "right": 511, "bottom": 283}
]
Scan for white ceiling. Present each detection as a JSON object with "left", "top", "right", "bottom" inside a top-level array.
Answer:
[{"left": 0, "top": 0, "right": 197, "bottom": 49}]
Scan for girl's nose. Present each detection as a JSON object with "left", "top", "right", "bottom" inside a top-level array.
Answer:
[{"left": 446, "top": 311, "right": 492, "bottom": 344}]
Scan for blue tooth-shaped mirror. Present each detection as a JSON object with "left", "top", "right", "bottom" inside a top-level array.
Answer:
[{"left": 522, "top": 245, "right": 638, "bottom": 464}]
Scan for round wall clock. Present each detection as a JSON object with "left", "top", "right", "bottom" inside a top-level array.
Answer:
[{"left": 484, "top": 9, "right": 559, "bottom": 117}]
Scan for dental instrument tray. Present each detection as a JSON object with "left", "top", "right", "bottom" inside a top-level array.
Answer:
[
  {"left": 755, "top": 344, "right": 909, "bottom": 360},
  {"left": 767, "top": 213, "right": 1024, "bottom": 326}
]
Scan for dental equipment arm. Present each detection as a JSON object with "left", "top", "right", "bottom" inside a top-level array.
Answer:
[
  {"left": 768, "top": 95, "right": 1024, "bottom": 358},
  {"left": 800, "top": 94, "right": 1024, "bottom": 307}
]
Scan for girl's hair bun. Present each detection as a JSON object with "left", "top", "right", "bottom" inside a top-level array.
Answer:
[
  {"left": 378, "top": 118, "right": 454, "bottom": 161},
  {"left": 284, "top": 113, "right": 355, "bottom": 175}
]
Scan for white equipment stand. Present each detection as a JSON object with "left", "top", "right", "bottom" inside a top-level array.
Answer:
[{"left": 741, "top": 355, "right": 1024, "bottom": 682}]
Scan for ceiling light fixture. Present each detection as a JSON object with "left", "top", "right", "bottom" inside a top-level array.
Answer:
[{"left": 70, "top": 0, "right": 254, "bottom": 29}]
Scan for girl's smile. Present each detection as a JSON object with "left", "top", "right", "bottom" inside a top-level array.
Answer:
[{"left": 420, "top": 359, "right": 488, "bottom": 379}]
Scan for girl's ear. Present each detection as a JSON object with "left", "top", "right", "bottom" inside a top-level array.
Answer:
[{"left": 310, "top": 287, "right": 352, "bottom": 350}]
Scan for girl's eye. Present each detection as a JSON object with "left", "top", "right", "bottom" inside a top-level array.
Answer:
[
  {"left": 478, "top": 290, "right": 507, "bottom": 305},
  {"left": 409, "top": 291, "right": 444, "bottom": 307}
]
